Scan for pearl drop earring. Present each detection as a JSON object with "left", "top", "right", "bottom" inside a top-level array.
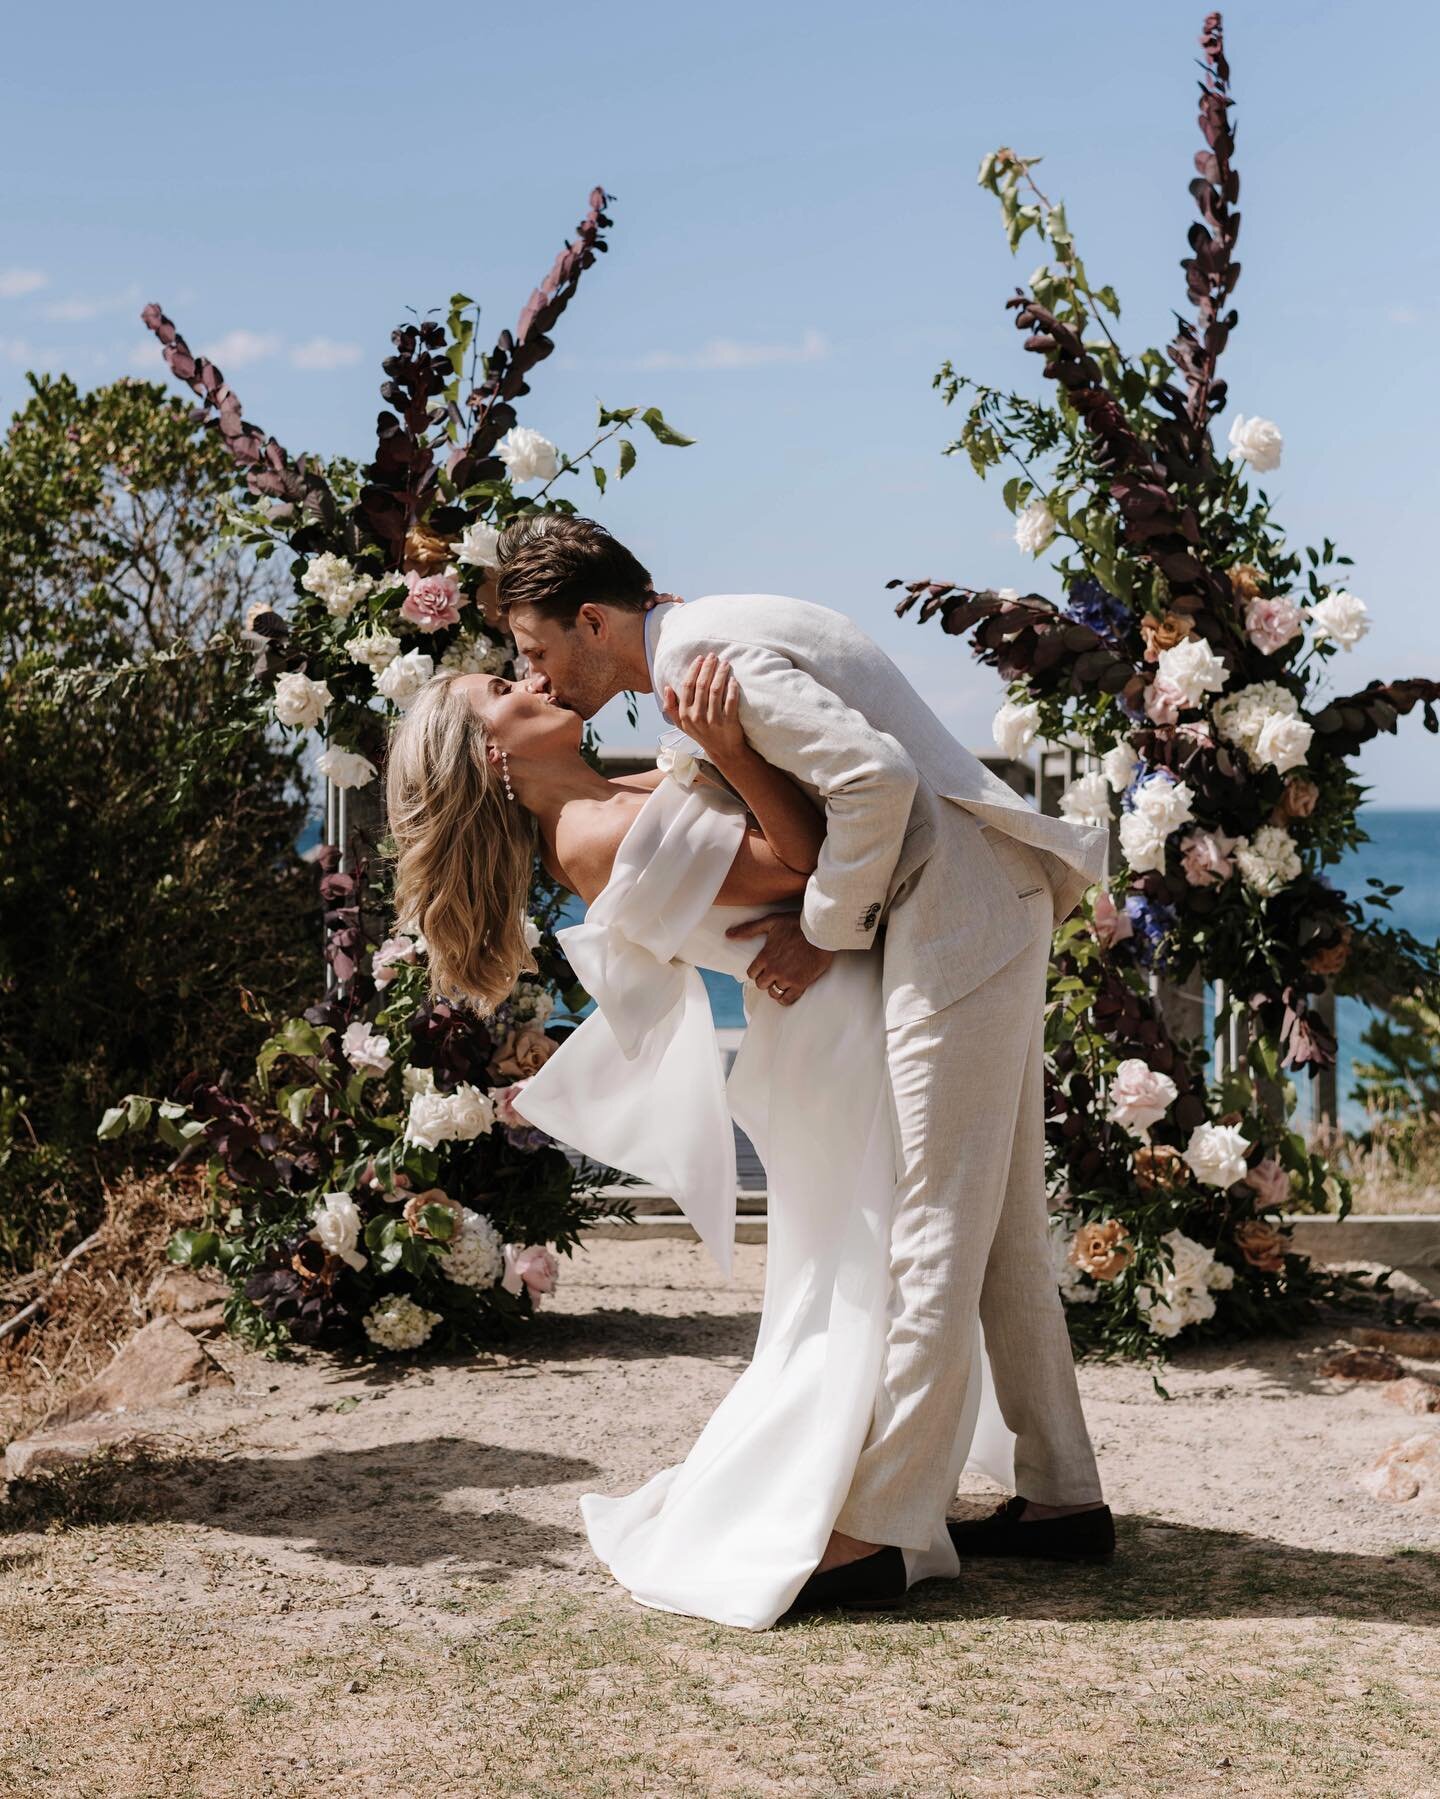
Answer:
[{"left": 500, "top": 746, "right": 515, "bottom": 801}]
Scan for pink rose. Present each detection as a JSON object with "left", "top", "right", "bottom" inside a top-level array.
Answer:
[
  {"left": 1179, "top": 827, "right": 1238, "bottom": 887},
  {"left": 1244, "top": 595, "right": 1304, "bottom": 656},
  {"left": 1144, "top": 675, "right": 1186, "bottom": 725},
  {"left": 1092, "top": 889, "right": 1134, "bottom": 949},
  {"left": 399, "top": 570, "right": 465, "bottom": 633},
  {"left": 372, "top": 934, "right": 419, "bottom": 987},
  {"left": 1106, "top": 1057, "right": 1179, "bottom": 1136},
  {"left": 491, "top": 1082, "right": 532, "bottom": 1129},
  {"left": 1245, "top": 1156, "right": 1291, "bottom": 1211},
  {"left": 1279, "top": 776, "right": 1319, "bottom": 820},
  {"left": 501, "top": 1242, "right": 560, "bottom": 1301}
]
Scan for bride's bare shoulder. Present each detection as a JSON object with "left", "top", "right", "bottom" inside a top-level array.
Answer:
[{"left": 555, "top": 783, "right": 652, "bottom": 904}]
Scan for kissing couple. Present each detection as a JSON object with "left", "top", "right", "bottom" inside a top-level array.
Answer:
[{"left": 384, "top": 514, "right": 1115, "bottom": 1630}]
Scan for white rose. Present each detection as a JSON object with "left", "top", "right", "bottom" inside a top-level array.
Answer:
[
  {"left": 1227, "top": 413, "right": 1284, "bottom": 473},
  {"left": 1118, "top": 810, "right": 1171, "bottom": 875},
  {"left": 375, "top": 648, "right": 435, "bottom": 710},
  {"left": 403, "top": 1089, "right": 455, "bottom": 1151},
  {"left": 457, "top": 520, "right": 502, "bottom": 569},
  {"left": 1234, "top": 823, "right": 1302, "bottom": 895},
  {"left": 342, "top": 1020, "right": 392, "bottom": 1076},
  {"left": 1155, "top": 636, "right": 1229, "bottom": 708},
  {"left": 1254, "top": 711, "right": 1314, "bottom": 774},
  {"left": 347, "top": 629, "right": 402, "bottom": 673},
  {"left": 1013, "top": 499, "right": 1056, "bottom": 557},
  {"left": 1161, "top": 1228, "right": 1216, "bottom": 1287},
  {"left": 496, "top": 426, "right": 560, "bottom": 485},
  {"left": 1308, "top": 591, "right": 1370, "bottom": 649},
  {"left": 1213, "top": 680, "right": 1299, "bottom": 760},
  {"left": 523, "top": 916, "right": 542, "bottom": 950},
  {"left": 402, "top": 1062, "right": 436, "bottom": 1101},
  {"left": 447, "top": 1082, "right": 496, "bottom": 1141},
  {"left": 1182, "top": 1121, "right": 1251, "bottom": 1189},
  {"left": 1207, "top": 1259, "right": 1236, "bottom": 1291},
  {"left": 1131, "top": 773, "right": 1195, "bottom": 835},
  {"left": 992, "top": 697, "right": 1041, "bottom": 759},
  {"left": 273, "top": 670, "right": 332, "bottom": 730},
  {"left": 1106, "top": 1059, "right": 1179, "bottom": 1137},
  {"left": 309, "top": 1190, "right": 367, "bottom": 1272},
  {"left": 315, "top": 746, "right": 378, "bottom": 790},
  {"left": 1058, "top": 771, "right": 1112, "bottom": 830},
  {"left": 1102, "top": 740, "right": 1139, "bottom": 792}
]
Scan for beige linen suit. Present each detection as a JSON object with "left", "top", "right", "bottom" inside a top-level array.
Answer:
[{"left": 650, "top": 594, "right": 1109, "bottom": 1543}]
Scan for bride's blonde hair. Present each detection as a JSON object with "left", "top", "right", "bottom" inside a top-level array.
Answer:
[{"left": 383, "top": 668, "right": 539, "bottom": 1014}]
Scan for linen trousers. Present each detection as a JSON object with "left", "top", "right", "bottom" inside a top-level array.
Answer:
[{"left": 831, "top": 828, "right": 1104, "bottom": 1550}]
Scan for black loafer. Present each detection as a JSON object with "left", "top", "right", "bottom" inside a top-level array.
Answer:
[
  {"left": 947, "top": 1495, "right": 1115, "bottom": 1562},
  {"left": 782, "top": 1544, "right": 909, "bottom": 1617}
]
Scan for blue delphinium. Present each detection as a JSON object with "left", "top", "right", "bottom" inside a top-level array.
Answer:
[
  {"left": 1065, "top": 575, "right": 1132, "bottom": 641},
  {"left": 1123, "top": 892, "right": 1178, "bottom": 971},
  {"left": 1119, "top": 757, "right": 1154, "bottom": 812}
]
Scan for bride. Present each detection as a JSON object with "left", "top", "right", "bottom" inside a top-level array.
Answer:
[{"left": 383, "top": 655, "right": 1018, "bottom": 1631}]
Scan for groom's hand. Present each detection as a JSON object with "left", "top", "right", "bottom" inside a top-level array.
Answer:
[{"left": 724, "top": 913, "right": 834, "bottom": 1006}]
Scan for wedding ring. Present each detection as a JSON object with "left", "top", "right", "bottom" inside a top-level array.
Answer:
[{"left": 770, "top": 982, "right": 788, "bottom": 997}]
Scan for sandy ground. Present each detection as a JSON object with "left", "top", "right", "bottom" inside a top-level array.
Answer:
[{"left": 3, "top": 1237, "right": 1438, "bottom": 1798}]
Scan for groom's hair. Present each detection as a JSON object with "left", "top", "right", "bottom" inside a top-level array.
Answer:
[{"left": 495, "top": 515, "right": 653, "bottom": 624}]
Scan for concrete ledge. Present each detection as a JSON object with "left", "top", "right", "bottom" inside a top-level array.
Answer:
[{"left": 579, "top": 1207, "right": 1440, "bottom": 1270}]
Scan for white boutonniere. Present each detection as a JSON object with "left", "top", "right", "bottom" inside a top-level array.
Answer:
[{"left": 656, "top": 730, "right": 701, "bottom": 789}]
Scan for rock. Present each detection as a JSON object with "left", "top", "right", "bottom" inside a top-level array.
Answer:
[
  {"left": 4, "top": 1416, "right": 162, "bottom": 1482},
  {"left": 144, "top": 1267, "right": 229, "bottom": 1335},
  {"left": 1383, "top": 1376, "right": 1440, "bottom": 1416},
  {"left": 1318, "top": 1347, "right": 1405, "bottom": 1382},
  {"left": 1358, "top": 1433, "right": 1440, "bottom": 1510},
  {"left": 43, "top": 1315, "right": 231, "bottom": 1429},
  {"left": 1353, "top": 1327, "right": 1440, "bottom": 1362}
]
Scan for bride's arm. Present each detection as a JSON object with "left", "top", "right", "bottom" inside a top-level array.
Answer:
[{"left": 671, "top": 653, "right": 824, "bottom": 878}]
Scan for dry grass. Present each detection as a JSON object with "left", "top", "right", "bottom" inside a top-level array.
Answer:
[{"left": 0, "top": 1170, "right": 208, "bottom": 1443}]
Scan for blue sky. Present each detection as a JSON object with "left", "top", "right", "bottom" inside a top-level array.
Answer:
[{"left": 4, "top": 0, "right": 1437, "bottom": 804}]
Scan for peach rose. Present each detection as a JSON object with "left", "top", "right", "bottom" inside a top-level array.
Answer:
[
  {"left": 1093, "top": 889, "right": 1134, "bottom": 950},
  {"left": 1133, "top": 1143, "right": 1190, "bottom": 1193},
  {"left": 1278, "top": 776, "right": 1320, "bottom": 820},
  {"left": 1139, "top": 611, "right": 1195, "bottom": 663},
  {"left": 1235, "top": 1218, "right": 1289, "bottom": 1273},
  {"left": 1228, "top": 564, "right": 1265, "bottom": 602},
  {"left": 1069, "top": 1219, "right": 1133, "bottom": 1282},
  {"left": 489, "top": 1025, "right": 558, "bottom": 1082},
  {"left": 403, "top": 1188, "right": 466, "bottom": 1239},
  {"left": 403, "top": 522, "right": 456, "bottom": 573},
  {"left": 1305, "top": 925, "right": 1352, "bottom": 977}
]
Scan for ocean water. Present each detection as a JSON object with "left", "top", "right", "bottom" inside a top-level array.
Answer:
[{"left": 302, "top": 807, "right": 1437, "bottom": 1123}]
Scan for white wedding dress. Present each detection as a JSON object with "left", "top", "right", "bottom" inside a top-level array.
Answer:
[{"left": 515, "top": 768, "right": 1017, "bottom": 1630}]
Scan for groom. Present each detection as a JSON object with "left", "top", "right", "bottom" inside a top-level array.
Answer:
[{"left": 495, "top": 515, "right": 1116, "bottom": 1609}]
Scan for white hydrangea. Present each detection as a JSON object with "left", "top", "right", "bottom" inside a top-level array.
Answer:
[
  {"left": 363, "top": 1294, "right": 443, "bottom": 1352},
  {"left": 1049, "top": 1216, "right": 1099, "bottom": 1306},
  {"left": 457, "top": 520, "right": 502, "bottom": 569},
  {"left": 1182, "top": 1121, "right": 1251, "bottom": 1188},
  {"left": 1155, "top": 636, "right": 1229, "bottom": 708},
  {"left": 273, "top": 670, "right": 332, "bottom": 730},
  {"left": 496, "top": 426, "right": 560, "bottom": 485},
  {"left": 315, "top": 746, "right": 378, "bottom": 790},
  {"left": 348, "top": 629, "right": 402, "bottom": 673},
  {"left": 1212, "top": 680, "right": 1301, "bottom": 763},
  {"left": 440, "top": 1206, "right": 505, "bottom": 1287},
  {"left": 404, "top": 1081, "right": 495, "bottom": 1150},
  {"left": 1308, "top": 591, "right": 1370, "bottom": 649},
  {"left": 992, "top": 697, "right": 1041, "bottom": 759},
  {"left": 523, "top": 916, "right": 543, "bottom": 951},
  {"left": 1058, "top": 771, "right": 1112, "bottom": 830},
  {"left": 1013, "top": 498, "right": 1056, "bottom": 556},
  {"left": 440, "top": 631, "right": 508, "bottom": 676},
  {"left": 1233, "top": 823, "right": 1302, "bottom": 895},
  {"left": 1227, "top": 413, "right": 1284, "bottom": 473},
  {"left": 375, "top": 647, "right": 436, "bottom": 711},
  {"left": 308, "top": 1190, "right": 367, "bottom": 1272},
  {"left": 301, "top": 552, "right": 375, "bottom": 619},
  {"left": 1102, "top": 740, "right": 1139, "bottom": 792},
  {"left": 508, "top": 980, "right": 554, "bottom": 1025}
]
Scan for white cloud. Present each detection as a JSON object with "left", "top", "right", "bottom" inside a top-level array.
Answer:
[
  {"left": 0, "top": 269, "right": 47, "bottom": 300},
  {"left": 40, "top": 283, "right": 142, "bottom": 323},
  {"left": 290, "top": 336, "right": 363, "bottom": 371},
  {"left": 200, "top": 329, "right": 281, "bottom": 368},
  {"left": 634, "top": 328, "right": 828, "bottom": 373},
  {"left": 1387, "top": 305, "right": 1423, "bottom": 326}
]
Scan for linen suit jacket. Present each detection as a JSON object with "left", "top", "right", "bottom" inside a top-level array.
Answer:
[{"left": 649, "top": 593, "right": 1109, "bottom": 1027}]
